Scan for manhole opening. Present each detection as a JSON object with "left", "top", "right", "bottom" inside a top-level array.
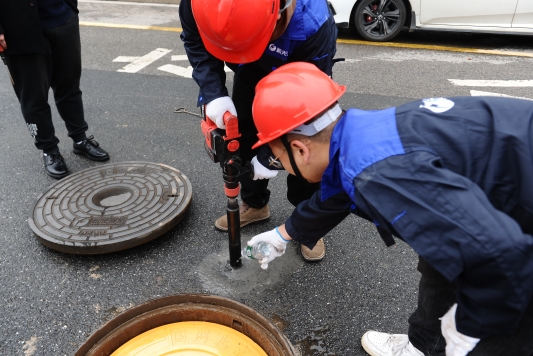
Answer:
[{"left": 92, "top": 187, "right": 133, "bottom": 207}]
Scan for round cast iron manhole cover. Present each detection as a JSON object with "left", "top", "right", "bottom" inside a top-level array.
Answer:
[{"left": 28, "top": 162, "right": 192, "bottom": 254}]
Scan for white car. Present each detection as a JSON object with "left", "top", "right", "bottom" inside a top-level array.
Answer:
[{"left": 328, "top": 0, "right": 533, "bottom": 42}]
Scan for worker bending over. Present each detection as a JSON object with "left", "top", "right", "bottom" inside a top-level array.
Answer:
[{"left": 247, "top": 62, "right": 533, "bottom": 356}]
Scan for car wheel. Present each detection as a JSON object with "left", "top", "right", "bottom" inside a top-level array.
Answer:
[{"left": 353, "top": 0, "right": 407, "bottom": 42}]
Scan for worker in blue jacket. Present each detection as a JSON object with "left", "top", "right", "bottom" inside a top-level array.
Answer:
[
  {"left": 246, "top": 62, "right": 533, "bottom": 356},
  {"left": 179, "top": 0, "right": 338, "bottom": 261}
]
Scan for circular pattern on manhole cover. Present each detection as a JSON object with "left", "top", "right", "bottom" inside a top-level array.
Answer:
[{"left": 28, "top": 162, "right": 192, "bottom": 254}]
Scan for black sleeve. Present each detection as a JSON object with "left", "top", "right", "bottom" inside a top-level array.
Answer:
[
  {"left": 64, "top": 0, "right": 79, "bottom": 13},
  {"left": 178, "top": 0, "right": 228, "bottom": 106},
  {"left": 355, "top": 150, "right": 533, "bottom": 339},
  {"left": 285, "top": 190, "right": 351, "bottom": 248},
  {"left": 289, "top": 16, "right": 337, "bottom": 76}
]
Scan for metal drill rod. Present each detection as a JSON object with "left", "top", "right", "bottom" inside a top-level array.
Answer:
[
  {"left": 224, "top": 157, "right": 242, "bottom": 268},
  {"left": 227, "top": 197, "right": 241, "bottom": 268}
]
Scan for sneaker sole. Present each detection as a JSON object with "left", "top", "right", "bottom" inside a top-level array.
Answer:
[
  {"left": 214, "top": 214, "right": 270, "bottom": 231},
  {"left": 73, "top": 149, "right": 110, "bottom": 162},
  {"left": 360, "top": 333, "right": 380, "bottom": 356}
]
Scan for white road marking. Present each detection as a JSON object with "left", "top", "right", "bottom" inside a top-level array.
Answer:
[
  {"left": 470, "top": 90, "right": 533, "bottom": 101},
  {"left": 158, "top": 63, "right": 232, "bottom": 78},
  {"left": 113, "top": 56, "right": 140, "bottom": 63},
  {"left": 158, "top": 64, "right": 194, "bottom": 78},
  {"left": 117, "top": 48, "right": 172, "bottom": 73},
  {"left": 171, "top": 55, "right": 189, "bottom": 61},
  {"left": 449, "top": 79, "right": 533, "bottom": 87},
  {"left": 79, "top": 0, "right": 179, "bottom": 7}
]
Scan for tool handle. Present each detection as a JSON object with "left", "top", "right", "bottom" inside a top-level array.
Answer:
[{"left": 222, "top": 111, "right": 241, "bottom": 141}]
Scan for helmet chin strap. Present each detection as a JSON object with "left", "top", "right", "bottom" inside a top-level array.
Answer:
[{"left": 281, "top": 135, "right": 306, "bottom": 181}]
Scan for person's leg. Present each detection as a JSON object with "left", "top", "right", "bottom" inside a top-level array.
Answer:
[
  {"left": 232, "top": 75, "right": 270, "bottom": 209},
  {"left": 469, "top": 296, "right": 533, "bottom": 356},
  {"left": 408, "top": 256, "right": 456, "bottom": 356},
  {"left": 5, "top": 53, "right": 60, "bottom": 154},
  {"left": 45, "top": 12, "right": 88, "bottom": 143}
]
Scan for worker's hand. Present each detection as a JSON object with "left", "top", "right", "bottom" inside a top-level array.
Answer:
[
  {"left": 247, "top": 227, "right": 289, "bottom": 269},
  {"left": 441, "top": 304, "right": 480, "bottom": 356},
  {"left": 251, "top": 156, "right": 279, "bottom": 180},
  {"left": 0, "top": 34, "right": 7, "bottom": 51},
  {"left": 205, "top": 96, "right": 237, "bottom": 129}
]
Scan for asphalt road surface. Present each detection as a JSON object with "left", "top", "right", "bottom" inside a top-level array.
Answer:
[{"left": 0, "top": 1, "right": 532, "bottom": 355}]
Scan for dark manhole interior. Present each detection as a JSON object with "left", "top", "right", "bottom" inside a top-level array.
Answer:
[{"left": 92, "top": 187, "right": 134, "bottom": 207}]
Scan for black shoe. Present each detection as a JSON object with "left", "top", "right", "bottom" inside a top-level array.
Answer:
[
  {"left": 73, "top": 135, "right": 109, "bottom": 161},
  {"left": 43, "top": 152, "right": 69, "bottom": 179}
]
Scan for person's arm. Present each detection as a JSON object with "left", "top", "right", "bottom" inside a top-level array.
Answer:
[
  {"left": 285, "top": 190, "right": 352, "bottom": 249},
  {"left": 289, "top": 15, "right": 337, "bottom": 76},
  {"left": 178, "top": 0, "right": 228, "bottom": 106},
  {"left": 355, "top": 150, "right": 533, "bottom": 339}
]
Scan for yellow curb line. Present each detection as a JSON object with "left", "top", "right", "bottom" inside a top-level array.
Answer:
[
  {"left": 80, "top": 22, "right": 533, "bottom": 59},
  {"left": 337, "top": 38, "right": 533, "bottom": 58}
]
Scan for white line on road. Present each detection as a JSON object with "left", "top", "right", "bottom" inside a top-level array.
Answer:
[
  {"left": 113, "top": 56, "right": 140, "bottom": 63},
  {"left": 79, "top": 0, "right": 179, "bottom": 7},
  {"left": 470, "top": 90, "right": 533, "bottom": 101},
  {"left": 449, "top": 79, "right": 533, "bottom": 87},
  {"left": 171, "top": 55, "right": 189, "bottom": 61},
  {"left": 117, "top": 48, "right": 172, "bottom": 73},
  {"left": 158, "top": 64, "right": 193, "bottom": 78}
]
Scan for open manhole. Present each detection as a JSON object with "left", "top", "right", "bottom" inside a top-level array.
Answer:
[
  {"left": 28, "top": 162, "right": 192, "bottom": 254},
  {"left": 76, "top": 294, "right": 296, "bottom": 356}
]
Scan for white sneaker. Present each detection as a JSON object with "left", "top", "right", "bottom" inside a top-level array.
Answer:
[{"left": 361, "top": 331, "right": 424, "bottom": 356}]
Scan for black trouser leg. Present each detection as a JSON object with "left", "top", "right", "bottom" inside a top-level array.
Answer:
[
  {"left": 232, "top": 75, "right": 270, "bottom": 209},
  {"left": 5, "top": 52, "right": 60, "bottom": 154},
  {"left": 43, "top": 12, "right": 88, "bottom": 143},
  {"left": 408, "top": 256, "right": 533, "bottom": 356},
  {"left": 469, "top": 297, "right": 533, "bottom": 355},
  {"left": 408, "top": 256, "right": 455, "bottom": 356}
]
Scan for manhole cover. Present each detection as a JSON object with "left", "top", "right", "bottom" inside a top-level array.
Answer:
[
  {"left": 76, "top": 294, "right": 296, "bottom": 356},
  {"left": 28, "top": 162, "right": 192, "bottom": 254}
]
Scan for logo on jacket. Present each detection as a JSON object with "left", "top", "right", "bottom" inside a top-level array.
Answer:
[
  {"left": 268, "top": 43, "right": 289, "bottom": 57},
  {"left": 419, "top": 98, "right": 455, "bottom": 113}
]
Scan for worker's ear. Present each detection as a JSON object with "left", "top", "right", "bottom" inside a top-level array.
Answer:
[{"left": 290, "top": 140, "right": 310, "bottom": 163}]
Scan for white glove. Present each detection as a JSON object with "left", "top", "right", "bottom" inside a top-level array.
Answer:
[
  {"left": 441, "top": 304, "right": 480, "bottom": 356},
  {"left": 251, "top": 156, "right": 279, "bottom": 180},
  {"left": 247, "top": 227, "right": 289, "bottom": 269},
  {"left": 205, "top": 96, "right": 237, "bottom": 129}
]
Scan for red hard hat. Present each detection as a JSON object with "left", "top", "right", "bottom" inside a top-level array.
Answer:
[
  {"left": 192, "top": 0, "right": 279, "bottom": 63},
  {"left": 252, "top": 62, "right": 346, "bottom": 149}
]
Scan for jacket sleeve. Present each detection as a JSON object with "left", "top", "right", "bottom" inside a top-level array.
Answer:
[
  {"left": 289, "top": 15, "right": 337, "bottom": 76},
  {"left": 285, "top": 190, "right": 351, "bottom": 248},
  {"left": 178, "top": 0, "right": 228, "bottom": 106},
  {"left": 355, "top": 150, "right": 533, "bottom": 339}
]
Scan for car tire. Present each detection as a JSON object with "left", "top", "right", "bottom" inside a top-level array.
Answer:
[{"left": 353, "top": 0, "right": 407, "bottom": 42}]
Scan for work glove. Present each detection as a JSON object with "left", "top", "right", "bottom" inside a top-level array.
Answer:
[
  {"left": 251, "top": 156, "right": 279, "bottom": 180},
  {"left": 205, "top": 96, "right": 237, "bottom": 129},
  {"left": 440, "top": 304, "right": 480, "bottom": 356},
  {"left": 247, "top": 227, "right": 289, "bottom": 269}
]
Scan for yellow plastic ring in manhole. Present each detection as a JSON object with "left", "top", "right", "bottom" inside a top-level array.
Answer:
[{"left": 111, "top": 321, "right": 267, "bottom": 356}]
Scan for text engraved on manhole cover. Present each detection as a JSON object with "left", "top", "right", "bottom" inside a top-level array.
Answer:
[{"left": 29, "top": 162, "right": 192, "bottom": 254}]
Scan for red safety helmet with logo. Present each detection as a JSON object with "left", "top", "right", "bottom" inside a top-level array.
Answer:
[
  {"left": 252, "top": 62, "right": 346, "bottom": 149},
  {"left": 192, "top": 0, "right": 290, "bottom": 63}
]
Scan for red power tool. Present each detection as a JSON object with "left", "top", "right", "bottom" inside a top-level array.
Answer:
[{"left": 201, "top": 111, "right": 253, "bottom": 267}]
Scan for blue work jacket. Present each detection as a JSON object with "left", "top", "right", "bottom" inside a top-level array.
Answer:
[
  {"left": 179, "top": 0, "right": 337, "bottom": 106},
  {"left": 286, "top": 96, "right": 533, "bottom": 339}
]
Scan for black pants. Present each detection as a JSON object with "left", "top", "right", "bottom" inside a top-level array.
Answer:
[
  {"left": 5, "top": 12, "right": 88, "bottom": 154},
  {"left": 232, "top": 74, "right": 320, "bottom": 209},
  {"left": 408, "top": 256, "right": 533, "bottom": 356}
]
